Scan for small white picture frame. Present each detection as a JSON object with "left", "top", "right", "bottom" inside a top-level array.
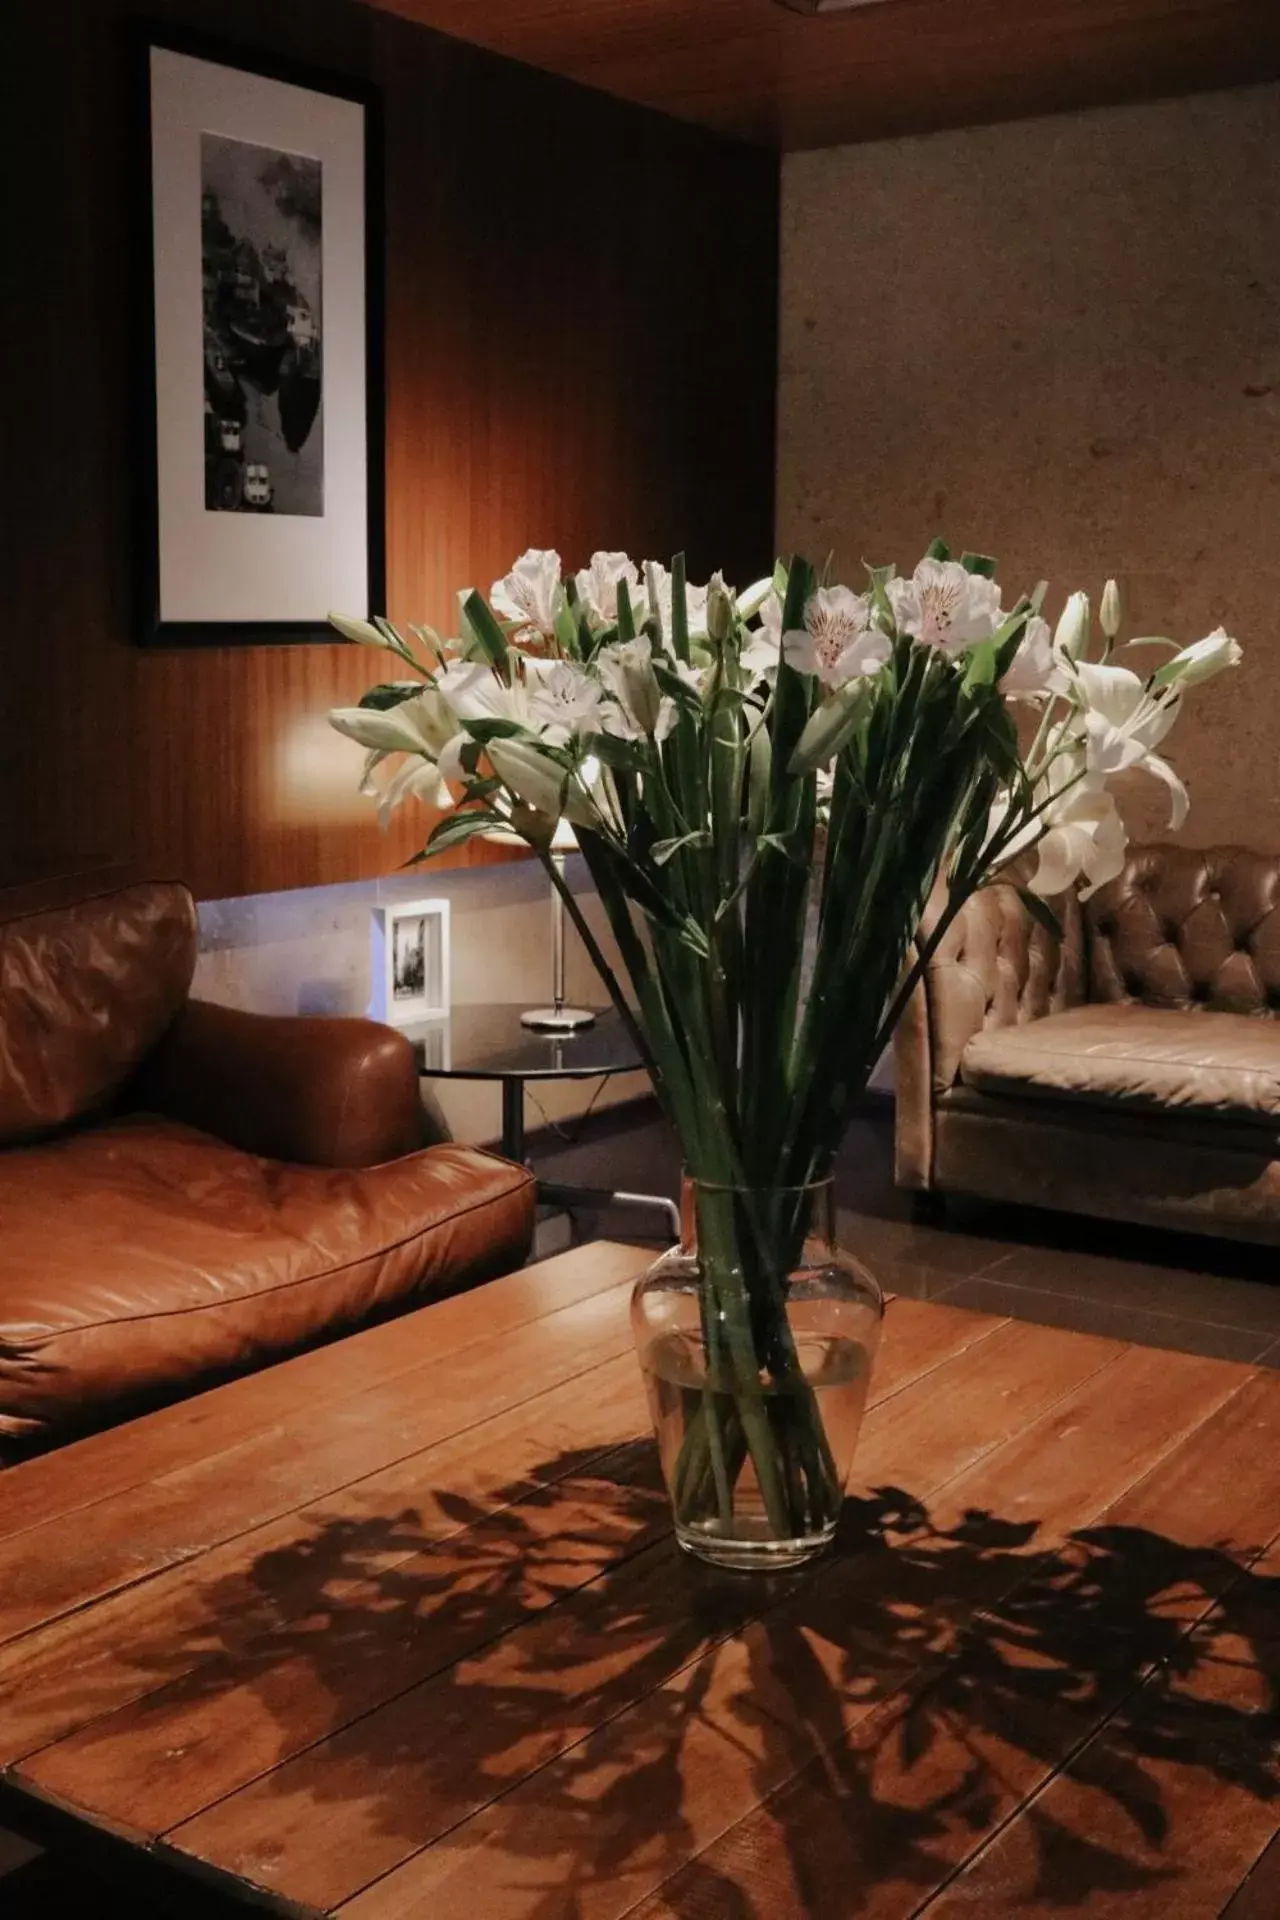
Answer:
[{"left": 371, "top": 899, "right": 450, "bottom": 1026}]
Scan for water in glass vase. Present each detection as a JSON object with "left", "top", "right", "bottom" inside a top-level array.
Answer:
[
  {"left": 632, "top": 1181, "right": 884, "bottom": 1572},
  {"left": 641, "top": 1324, "right": 877, "bottom": 1570}
]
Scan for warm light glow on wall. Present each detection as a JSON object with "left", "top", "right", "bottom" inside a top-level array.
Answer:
[{"left": 273, "top": 714, "right": 370, "bottom": 825}]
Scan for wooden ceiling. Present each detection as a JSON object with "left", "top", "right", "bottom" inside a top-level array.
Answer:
[{"left": 367, "top": 0, "right": 1280, "bottom": 150}]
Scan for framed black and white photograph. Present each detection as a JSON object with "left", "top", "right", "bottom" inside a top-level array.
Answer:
[
  {"left": 139, "top": 33, "right": 383, "bottom": 644},
  {"left": 371, "top": 900, "right": 451, "bottom": 1026}
]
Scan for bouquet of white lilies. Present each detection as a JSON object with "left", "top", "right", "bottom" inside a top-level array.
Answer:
[{"left": 330, "top": 541, "right": 1239, "bottom": 1546}]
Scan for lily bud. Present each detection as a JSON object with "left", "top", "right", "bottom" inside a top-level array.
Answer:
[
  {"left": 706, "top": 572, "right": 736, "bottom": 648},
  {"left": 1053, "top": 591, "right": 1090, "bottom": 663},
  {"left": 1099, "top": 579, "right": 1122, "bottom": 641},
  {"left": 1154, "top": 626, "right": 1243, "bottom": 691},
  {"left": 329, "top": 612, "right": 393, "bottom": 649},
  {"left": 599, "top": 639, "right": 665, "bottom": 736},
  {"left": 329, "top": 690, "right": 453, "bottom": 756}
]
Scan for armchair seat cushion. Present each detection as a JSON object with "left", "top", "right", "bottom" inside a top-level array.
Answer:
[
  {"left": 0, "top": 1116, "right": 535, "bottom": 1443},
  {"left": 960, "top": 1004, "right": 1280, "bottom": 1126}
]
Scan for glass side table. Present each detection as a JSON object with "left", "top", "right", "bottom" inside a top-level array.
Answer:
[{"left": 404, "top": 1003, "right": 680, "bottom": 1241}]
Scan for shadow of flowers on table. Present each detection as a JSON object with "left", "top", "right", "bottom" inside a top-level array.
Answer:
[{"left": 15, "top": 1442, "right": 1280, "bottom": 1918}]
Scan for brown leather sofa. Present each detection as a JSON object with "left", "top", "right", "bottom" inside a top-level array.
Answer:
[
  {"left": 0, "top": 872, "right": 535, "bottom": 1450},
  {"left": 896, "top": 844, "right": 1280, "bottom": 1245}
]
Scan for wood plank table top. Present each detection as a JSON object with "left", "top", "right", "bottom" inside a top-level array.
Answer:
[{"left": 0, "top": 1240, "right": 1277, "bottom": 1918}]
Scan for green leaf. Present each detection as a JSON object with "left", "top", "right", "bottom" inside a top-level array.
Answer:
[
  {"left": 553, "top": 599, "right": 582, "bottom": 660},
  {"left": 459, "top": 590, "right": 513, "bottom": 684},
  {"left": 757, "top": 831, "right": 807, "bottom": 867},
  {"left": 864, "top": 562, "right": 897, "bottom": 633},
  {"left": 676, "top": 915, "right": 710, "bottom": 959},
  {"left": 420, "top": 808, "right": 505, "bottom": 858},
  {"left": 652, "top": 829, "right": 712, "bottom": 866},
  {"left": 459, "top": 716, "right": 529, "bottom": 745},
  {"left": 652, "top": 661, "right": 704, "bottom": 712},
  {"left": 616, "top": 576, "right": 637, "bottom": 644},
  {"left": 960, "top": 551, "right": 998, "bottom": 578},
  {"left": 960, "top": 640, "right": 999, "bottom": 691},
  {"left": 358, "top": 682, "right": 424, "bottom": 711},
  {"left": 925, "top": 537, "right": 952, "bottom": 563},
  {"left": 1016, "top": 885, "right": 1063, "bottom": 942},
  {"left": 583, "top": 730, "right": 649, "bottom": 772},
  {"left": 669, "top": 554, "right": 691, "bottom": 663},
  {"left": 746, "top": 723, "right": 771, "bottom": 835}
]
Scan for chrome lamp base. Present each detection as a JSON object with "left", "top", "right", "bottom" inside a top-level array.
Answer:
[{"left": 520, "top": 1005, "right": 597, "bottom": 1033}]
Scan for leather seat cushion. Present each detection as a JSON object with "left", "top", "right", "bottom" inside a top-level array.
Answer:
[
  {"left": 0, "top": 1117, "right": 535, "bottom": 1442},
  {"left": 960, "top": 1004, "right": 1280, "bottom": 1126}
]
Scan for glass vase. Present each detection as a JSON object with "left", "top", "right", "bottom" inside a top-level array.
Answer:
[{"left": 631, "top": 1177, "right": 884, "bottom": 1572}]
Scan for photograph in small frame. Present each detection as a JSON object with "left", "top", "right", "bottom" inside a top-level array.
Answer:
[{"left": 372, "top": 900, "right": 451, "bottom": 1027}]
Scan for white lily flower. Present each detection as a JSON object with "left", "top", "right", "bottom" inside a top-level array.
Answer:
[
  {"left": 527, "top": 661, "right": 605, "bottom": 743},
  {"left": 598, "top": 637, "right": 676, "bottom": 740},
  {"left": 1099, "top": 579, "right": 1122, "bottom": 642},
  {"left": 1053, "top": 591, "right": 1091, "bottom": 664},
  {"left": 1070, "top": 661, "right": 1189, "bottom": 828},
  {"left": 641, "top": 563, "right": 709, "bottom": 641},
  {"left": 435, "top": 659, "right": 528, "bottom": 728},
  {"left": 886, "top": 559, "right": 1003, "bottom": 654},
  {"left": 573, "top": 552, "right": 640, "bottom": 624},
  {"left": 736, "top": 577, "right": 774, "bottom": 622},
  {"left": 1073, "top": 661, "right": 1179, "bottom": 772},
  {"left": 670, "top": 658, "right": 708, "bottom": 699},
  {"left": 784, "top": 586, "right": 890, "bottom": 689},
  {"left": 436, "top": 732, "right": 476, "bottom": 785},
  {"left": 739, "top": 588, "right": 784, "bottom": 681},
  {"left": 329, "top": 689, "right": 455, "bottom": 757},
  {"left": 490, "top": 548, "right": 563, "bottom": 640},
  {"left": 374, "top": 756, "right": 451, "bottom": 829},
  {"left": 989, "top": 746, "right": 1129, "bottom": 899},
  {"left": 1155, "top": 626, "right": 1243, "bottom": 690},
  {"left": 1030, "top": 780, "right": 1129, "bottom": 899},
  {"left": 486, "top": 738, "right": 568, "bottom": 820},
  {"left": 999, "top": 615, "right": 1068, "bottom": 703}
]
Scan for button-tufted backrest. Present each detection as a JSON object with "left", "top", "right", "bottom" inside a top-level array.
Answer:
[
  {"left": 1085, "top": 846, "right": 1280, "bottom": 1014},
  {"left": 922, "top": 877, "right": 1085, "bottom": 1092}
]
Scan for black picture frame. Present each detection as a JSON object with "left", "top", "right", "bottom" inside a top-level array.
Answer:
[{"left": 133, "top": 22, "right": 385, "bottom": 647}]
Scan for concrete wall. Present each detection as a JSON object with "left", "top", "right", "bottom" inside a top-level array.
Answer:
[{"left": 778, "top": 84, "right": 1280, "bottom": 849}]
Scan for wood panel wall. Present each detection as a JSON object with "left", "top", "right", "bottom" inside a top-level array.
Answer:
[{"left": 2, "top": 0, "right": 777, "bottom": 899}]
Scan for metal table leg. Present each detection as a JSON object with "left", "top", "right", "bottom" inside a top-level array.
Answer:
[
  {"left": 501, "top": 1079, "right": 526, "bottom": 1164},
  {"left": 537, "top": 1179, "right": 680, "bottom": 1243}
]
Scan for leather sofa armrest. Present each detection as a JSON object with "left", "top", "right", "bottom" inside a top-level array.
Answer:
[
  {"left": 893, "top": 949, "right": 934, "bottom": 1191},
  {"left": 925, "top": 880, "right": 1085, "bottom": 1087},
  {"left": 895, "top": 877, "right": 1085, "bottom": 1152},
  {"left": 133, "top": 999, "right": 432, "bottom": 1168}
]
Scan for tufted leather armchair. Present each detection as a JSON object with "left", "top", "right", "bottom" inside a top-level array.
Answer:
[{"left": 895, "top": 846, "right": 1280, "bottom": 1244}]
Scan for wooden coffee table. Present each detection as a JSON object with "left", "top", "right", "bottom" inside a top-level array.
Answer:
[{"left": 0, "top": 1241, "right": 1277, "bottom": 1918}]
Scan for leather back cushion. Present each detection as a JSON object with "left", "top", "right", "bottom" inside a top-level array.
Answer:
[
  {"left": 0, "top": 880, "right": 197, "bottom": 1143},
  {"left": 1085, "top": 846, "right": 1280, "bottom": 1014}
]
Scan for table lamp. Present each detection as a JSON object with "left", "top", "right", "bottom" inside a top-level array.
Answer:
[{"left": 521, "top": 815, "right": 596, "bottom": 1032}]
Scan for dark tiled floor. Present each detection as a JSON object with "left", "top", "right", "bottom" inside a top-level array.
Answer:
[{"left": 532, "top": 1096, "right": 1280, "bottom": 1367}]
